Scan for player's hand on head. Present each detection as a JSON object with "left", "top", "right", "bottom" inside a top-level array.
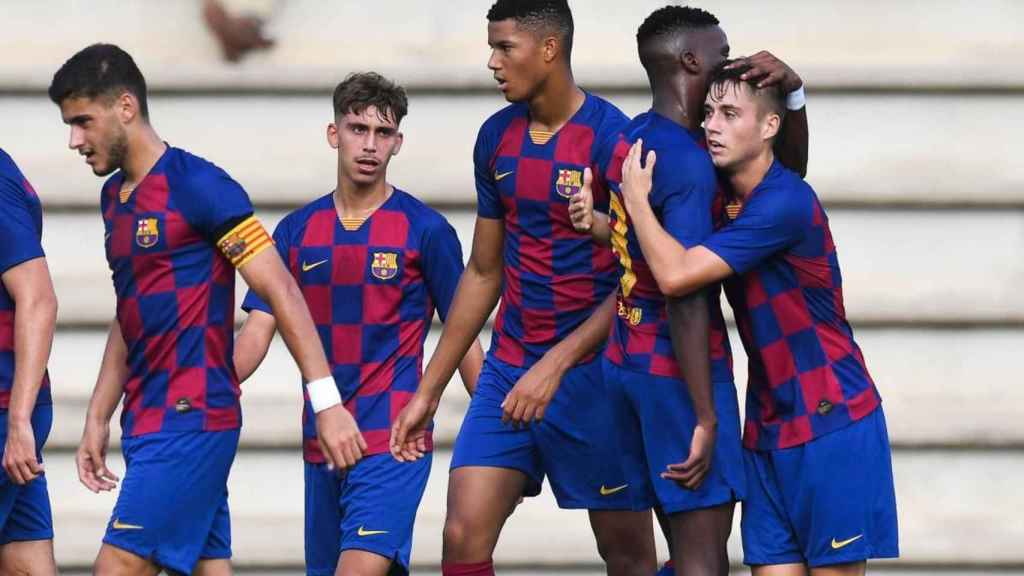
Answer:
[
  {"left": 76, "top": 421, "right": 118, "bottom": 493},
  {"left": 568, "top": 167, "right": 595, "bottom": 232},
  {"left": 661, "top": 421, "right": 717, "bottom": 490},
  {"left": 315, "top": 404, "right": 368, "bottom": 471},
  {"left": 726, "top": 51, "right": 803, "bottom": 93},
  {"left": 390, "top": 392, "right": 439, "bottom": 462},
  {"left": 620, "top": 139, "right": 656, "bottom": 209},
  {"left": 501, "top": 354, "right": 564, "bottom": 428},
  {"left": 3, "top": 420, "right": 43, "bottom": 485}
]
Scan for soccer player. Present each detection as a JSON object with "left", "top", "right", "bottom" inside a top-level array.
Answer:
[
  {"left": 390, "top": 1, "right": 657, "bottom": 574},
  {"left": 49, "top": 44, "right": 364, "bottom": 575},
  {"left": 233, "top": 72, "right": 484, "bottom": 576},
  {"left": 616, "top": 61, "right": 899, "bottom": 575},
  {"left": 0, "top": 150, "right": 58, "bottom": 575}
]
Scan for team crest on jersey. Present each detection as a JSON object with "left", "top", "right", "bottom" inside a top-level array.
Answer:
[
  {"left": 135, "top": 217, "right": 159, "bottom": 248},
  {"left": 371, "top": 251, "right": 399, "bottom": 280},
  {"left": 555, "top": 168, "right": 583, "bottom": 198}
]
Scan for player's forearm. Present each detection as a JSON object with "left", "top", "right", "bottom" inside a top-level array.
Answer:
[
  {"left": 623, "top": 195, "right": 699, "bottom": 297},
  {"left": 666, "top": 292, "right": 716, "bottom": 425},
  {"left": 420, "top": 266, "right": 501, "bottom": 400},
  {"left": 457, "top": 340, "right": 485, "bottom": 396},
  {"left": 542, "top": 291, "right": 615, "bottom": 371},
  {"left": 8, "top": 288, "right": 57, "bottom": 423},
  {"left": 87, "top": 321, "right": 128, "bottom": 426},
  {"left": 234, "top": 311, "right": 277, "bottom": 383},
  {"left": 775, "top": 106, "right": 808, "bottom": 178},
  {"left": 590, "top": 212, "right": 611, "bottom": 246}
]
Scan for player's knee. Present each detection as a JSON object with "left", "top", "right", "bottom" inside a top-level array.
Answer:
[{"left": 443, "top": 513, "right": 494, "bottom": 560}]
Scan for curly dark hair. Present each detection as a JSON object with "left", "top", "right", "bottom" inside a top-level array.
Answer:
[
  {"left": 487, "top": 0, "right": 574, "bottom": 58},
  {"left": 48, "top": 43, "right": 150, "bottom": 119},
  {"left": 332, "top": 72, "right": 409, "bottom": 125},
  {"left": 636, "top": 5, "right": 719, "bottom": 47}
]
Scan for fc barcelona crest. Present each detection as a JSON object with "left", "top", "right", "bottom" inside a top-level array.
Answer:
[
  {"left": 555, "top": 168, "right": 583, "bottom": 198},
  {"left": 371, "top": 251, "right": 399, "bottom": 280},
  {"left": 135, "top": 217, "right": 159, "bottom": 248}
]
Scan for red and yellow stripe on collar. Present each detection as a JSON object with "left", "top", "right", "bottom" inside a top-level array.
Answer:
[{"left": 216, "top": 216, "right": 273, "bottom": 268}]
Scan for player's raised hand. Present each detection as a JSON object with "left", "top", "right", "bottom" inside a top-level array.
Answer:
[
  {"left": 501, "top": 353, "right": 564, "bottom": 427},
  {"left": 661, "top": 420, "right": 717, "bottom": 490},
  {"left": 390, "top": 392, "right": 439, "bottom": 462},
  {"left": 620, "top": 139, "right": 656, "bottom": 210},
  {"left": 315, "top": 404, "right": 368, "bottom": 471},
  {"left": 568, "top": 167, "right": 595, "bottom": 232},
  {"left": 76, "top": 420, "right": 118, "bottom": 493},
  {"left": 726, "top": 51, "right": 803, "bottom": 93},
  {"left": 4, "top": 419, "right": 43, "bottom": 485}
]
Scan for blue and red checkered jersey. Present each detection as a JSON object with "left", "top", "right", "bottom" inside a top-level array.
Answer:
[
  {"left": 101, "top": 146, "right": 263, "bottom": 437},
  {"left": 242, "top": 190, "right": 464, "bottom": 461},
  {"left": 0, "top": 149, "right": 52, "bottom": 411},
  {"left": 475, "top": 93, "right": 626, "bottom": 367},
  {"left": 703, "top": 160, "right": 881, "bottom": 451},
  {"left": 599, "top": 112, "right": 733, "bottom": 382}
]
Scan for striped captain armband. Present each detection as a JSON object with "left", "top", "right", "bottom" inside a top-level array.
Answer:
[{"left": 216, "top": 216, "right": 273, "bottom": 268}]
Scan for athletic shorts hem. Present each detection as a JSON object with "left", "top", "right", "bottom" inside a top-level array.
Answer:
[
  {"left": 338, "top": 543, "right": 406, "bottom": 573},
  {"left": 448, "top": 462, "right": 543, "bottom": 496},
  {"left": 553, "top": 496, "right": 652, "bottom": 512},
  {"left": 659, "top": 487, "right": 739, "bottom": 515},
  {"left": 742, "top": 551, "right": 805, "bottom": 567},
  {"left": 199, "top": 549, "right": 232, "bottom": 560},
  {"left": 807, "top": 548, "right": 900, "bottom": 568},
  {"left": 0, "top": 529, "right": 53, "bottom": 545}
]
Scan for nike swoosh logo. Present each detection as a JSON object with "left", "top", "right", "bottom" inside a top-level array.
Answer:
[
  {"left": 112, "top": 519, "right": 144, "bottom": 530},
  {"left": 599, "top": 484, "right": 628, "bottom": 496},
  {"left": 357, "top": 526, "right": 389, "bottom": 537},
  {"left": 495, "top": 170, "right": 514, "bottom": 182},
  {"left": 831, "top": 534, "right": 863, "bottom": 549},
  {"left": 302, "top": 259, "right": 328, "bottom": 272}
]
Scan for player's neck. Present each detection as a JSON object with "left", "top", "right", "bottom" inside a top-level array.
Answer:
[
  {"left": 651, "top": 78, "right": 702, "bottom": 132},
  {"left": 527, "top": 75, "right": 584, "bottom": 131},
  {"left": 728, "top": 148, "right": 775, "bottom": 200},
  {"left": 121, "top": 127, "right": 166, "bottom": 185},
  {"left": 334, "top": 178, "right": 392, "bottom": 220}
]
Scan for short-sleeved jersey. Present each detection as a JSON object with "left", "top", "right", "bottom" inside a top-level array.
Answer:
[
  {"left": 242, "top": 190, "right": 464, "bottom": 461},
  {"left": 599, "top": 113, "right": 733, "bottom": 382},
  {"left": 475, "top": 93, "right": 627, "bottom": 368},
  {"left": 703, "top": 161, "right": 880, "bottom": 451},
  {"left": 0, "top": 149, "right": 51, "bottom": 411},
  {"left": 101, "top": 146, "right": 258, "bottom": 437}
]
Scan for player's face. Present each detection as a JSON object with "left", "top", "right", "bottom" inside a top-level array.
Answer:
[
  {"left": 487, "top": 19, "right": 547, "bottom": 102},
  {"left": 328, "top": 105, "right": 403, "bottom": 186},
  {"left": 703, "top": 82, "right": 775, "bottom": 171},
  {"left": 60, "top": 96, "right": 128, "bottom": 177}
]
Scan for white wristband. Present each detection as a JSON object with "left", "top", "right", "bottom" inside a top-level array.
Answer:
[
  {"left": 306, "top": 376, "right": 341, "bottom": 413},
  {"left": 786, "top": 86, "right": 806, "bottom": 111}
]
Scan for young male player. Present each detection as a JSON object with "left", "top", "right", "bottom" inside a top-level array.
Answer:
[
  {"left": 389, "top": 1, "right": 657, "bottom": 574},
  {"left": 616, "top": 61, "right": 899, "bottom": 575},
  {"left": 234, "top": 72, "right": 483, "bottom": 576},
  {"left": 0, "top": 150, "right": 58, "bottom": 575},
  {"left": 569, "top": 8, "right": 810, "bottom": 575},
  {"left": 49, "top": 43, "right": 365, "bottom": 575}
]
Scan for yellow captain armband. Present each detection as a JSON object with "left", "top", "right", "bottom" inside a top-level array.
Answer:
[{"left": 216, "top": 216, "right": 273, "bottom": 269}]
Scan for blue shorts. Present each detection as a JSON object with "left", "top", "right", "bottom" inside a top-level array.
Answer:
[
  {"left": 603, "top": 359, "right": 745, "bottom": 514},
  {"left": 0, "top": 404, "right": 53, "bottom": 544},
  {"left": 305, "top": 453, "right": 431, "bottom": 576},
  {"left": 104, "top": 429, "right": 239, "bottom": 574},
  {"left": 451, "top": 355, "right": 648, "bottom": 510},
  {"left": 742, "top": 406, "right": 899, "bottom": 567}
]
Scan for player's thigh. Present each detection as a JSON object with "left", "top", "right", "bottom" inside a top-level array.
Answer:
[
  {"left": 306, "top": 462, "right": 344, "bottom": 576},
  {"left": 0, "top": 539, "right": 55, "bottom": 576},
  {"left": 443, "top": 466, "right": 529, "bottom": 558},
  {"left": 192, "top": 558, "right": 232, "bottom": 576},
  {"left": 335, "top": 549, "right": 392, "bottom": 576},
  {"left": 810, "top": 563, "right": 865, "bottom": 576},
  {"left": 93, "top": 543, "right": 161, "bottom": 576},
  {"left": 587, "top": 509, "right": 657, "bottom": 573},
  {"left": 668, "top": 501, "right": 735, "bottom": 574},
  {"left": 751, "top": 564, "right": 808, "bottom": 576}
]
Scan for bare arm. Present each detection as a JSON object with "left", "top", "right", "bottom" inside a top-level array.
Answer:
[
  {"left": 457, "top": 340, "right": 485, "bottom": 396},
  {"left": 2, "top": 258, "right": 56, "bottom": 485},
  {"left": 234, "top": 309, "right": 277, "bottom": 383},
  {"left": 77, "top": 320, "right": 129, "bottom": 493}
]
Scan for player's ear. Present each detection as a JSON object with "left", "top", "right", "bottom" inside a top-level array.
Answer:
[
  {"left": 681, "top": 50, "right": 700, "bottom": 75},
  {"left": 542, "top": 34, "right": 559, "bottom": 64},
  {"left": 391, "top": 131, "right": 404, "bottom": 156},
  {"left": 326, "top": 122, "right": 339, "bottom": 149},
  {"left": 116, "top": 92, "right": 138, "bottom": 124},
  {"left": 761, "top": 111, "right": 781, "bottom": 142}
]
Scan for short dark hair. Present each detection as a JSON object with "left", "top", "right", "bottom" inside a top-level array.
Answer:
[
  {"left": 708, "top": 59, "right": 786, "bottom": 121},
  {"left": 332, "top": 72, "right": 408, "bottom": 125},
  {"left": 48, "top": 44, "right": 149, "bottom": 119},
  {"left": 487, "top": 0, "right": 574, "bottom": 57},
  {"left": 636, "top": 5, "right": 719, "bottom": 48}
]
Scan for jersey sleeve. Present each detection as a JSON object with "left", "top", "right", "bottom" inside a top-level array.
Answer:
[
  {"left": 240, "top": 216, "right": 293, "bottom": 316},
  {"left": 0, "top": 172, "right": 44, "bottom": 275},
  {"left": 473, "top": 125, "right": 503, "bottom": 220},
  {"left": 593, "top": 131, "right": 628, "bottom": 215},
  {"left": 420, "top": 215, "right": 465, "bottom": 322},
  {"left": 701, "top": 187, "right": 810, "bottom": 275},
  {"left": 650, "top": 152, "right": 715, "bottom": 249}
]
